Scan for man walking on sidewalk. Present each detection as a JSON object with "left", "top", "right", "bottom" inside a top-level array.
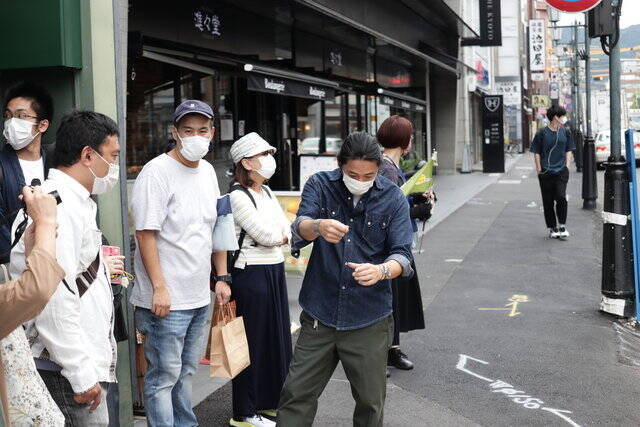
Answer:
[
  {"left": 277, "top": 132, "right": 414, "bottom": 427},
  {"left": 130, "top": 100, "right": 231, "bottom": 426},
  {"left": 531, "top": 105, "right": 575, "bottom": 239}
]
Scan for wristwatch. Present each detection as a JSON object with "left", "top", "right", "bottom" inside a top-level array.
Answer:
[{"left": 212, "top": 274, "right": 233, "bottom": 284}]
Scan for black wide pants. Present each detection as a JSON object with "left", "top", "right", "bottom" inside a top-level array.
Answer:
[{"left": 538, "top": 167, "right": 569, "bottom": 229}]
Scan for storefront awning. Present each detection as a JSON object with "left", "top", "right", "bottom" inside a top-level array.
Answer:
[
  {"left": 244, "top": 64, "right": 338, "bottom": 101},
  {"left": 142, "top": 50, "right": 219, "bottom": 75},
  {"left": 377, "top": 89, "right": 427, "bottom": 113}
]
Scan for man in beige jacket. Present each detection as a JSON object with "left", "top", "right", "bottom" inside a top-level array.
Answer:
[{"left": 0, "top": 186, "right": 64, "bottom": 426}]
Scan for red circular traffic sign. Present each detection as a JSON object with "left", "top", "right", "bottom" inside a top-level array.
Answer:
[{"left": 545, "top": 0, "right": 603, "bottom": 13}]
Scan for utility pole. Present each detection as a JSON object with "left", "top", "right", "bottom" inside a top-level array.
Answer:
[
  {"left": 582, "top": 11, "right": 597, "bottom": 210},
  {"left": 601, "top": 0, "right": 634, "bottom": 307},
  {"left": 574, "top": 24, "right": 582, "bottom": 132},
  {"left": 584, "top": 21, "right": 592, "bottom": 138}
]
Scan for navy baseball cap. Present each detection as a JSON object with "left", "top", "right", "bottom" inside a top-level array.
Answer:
[{"left": 173, "top": 100, "right": 214, "bottom": 123}]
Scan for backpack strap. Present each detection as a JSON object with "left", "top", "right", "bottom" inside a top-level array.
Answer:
[
  {"left": 261, "top": 185, "right": 273, "bottom": 199},
  {"left": 227, "top": 185, "right": 274, "bottom": 270},
  {"left": 228, "top": 185, "right": 257, "bottom": 269}
]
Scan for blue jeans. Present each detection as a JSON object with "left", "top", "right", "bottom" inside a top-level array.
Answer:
[
  {"left": 135, "top": 306, "right": 208, "bottom": 427},
  {"left": 39, "top": 370, "right": 109, "bottom": 426}
]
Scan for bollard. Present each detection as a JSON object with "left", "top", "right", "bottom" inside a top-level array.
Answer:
[
  {"left": 601, "top": 161, "right": 634, "bottom": 299},
  {"left": 582, "top": 135, "right": 598, "bottom": 210}
]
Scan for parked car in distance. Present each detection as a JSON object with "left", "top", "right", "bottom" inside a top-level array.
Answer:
[
  {"left": 595, "top": 129, "right": 640, "bottom": 168},
  {"left": 298, "top": 137, "right": 343, "bottom": 155}
]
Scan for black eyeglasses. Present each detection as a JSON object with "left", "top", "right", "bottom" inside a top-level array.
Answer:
[{"left": 3, "top": 111, "right": 39, "bottom": 121}]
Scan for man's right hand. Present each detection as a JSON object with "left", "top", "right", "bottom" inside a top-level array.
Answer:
[
  {"left": 152, "top": 286, "right": 171, "bottom": 317},
  {"left": 22, "top": 186, "right": 57, "bottom": 226},
  {"left": 318, "top": 219, "right": 349, "bottom": 243},
  {"left": 73, "top": 384, "right": 102, "bottom": 411}
]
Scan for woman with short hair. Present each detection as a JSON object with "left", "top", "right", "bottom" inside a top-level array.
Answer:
[
  {"left": 377, "top": 115, "right": 428, "bottom": 372},
  {"left": 227, "top": 132, "right": 292, "bottom": 427}
]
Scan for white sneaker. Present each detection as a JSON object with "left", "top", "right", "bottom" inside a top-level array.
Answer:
[
  {"left": 558, "top": 225, "right": 570, "bottom": 239},
  {"left": 230, "top": 415, "right": 276, "bottom": 427},
  {"left": 549, "top": 228, "right": 560, "bottom": 238}
]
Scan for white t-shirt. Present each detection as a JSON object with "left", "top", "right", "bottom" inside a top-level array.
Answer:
[
  {"left": 130, "top": 154, "right": 220, "bottom": 310},
  {"left": 19, "top": 157, "right": 45, "bottom": 185}
]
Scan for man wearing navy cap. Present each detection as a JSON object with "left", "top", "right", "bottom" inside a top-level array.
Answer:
[{"left": 130, "top": 100, "right": 232, "bottom": 426}]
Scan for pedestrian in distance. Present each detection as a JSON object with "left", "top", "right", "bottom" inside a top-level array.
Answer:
[
  {"left": 530, "top": 105, "right": 575, "bottom": 240},
  {"left": 0, "top": 186, "right": 64, "bottom": 426},
  {"left": 376, "top": 116, "right": 427, "bottom": 373},
  {"left": 277, "top": 132, "right": 414, "bottom": 427},
  {"left": 1, "top": 82, "right": 55, "bottom": 266},
  {"left": 9, "top": 110, "right": 122, "bottom": 426},
  {"left": 130, "top": 99, "right": 231, "bottom": 426},
  {"left": 227, "top": 132, "right": 293, "bottom": 427}
]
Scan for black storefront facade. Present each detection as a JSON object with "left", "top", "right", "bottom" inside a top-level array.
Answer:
[{"left": 126, "top": 0, "right": 462, "bottom": 191}]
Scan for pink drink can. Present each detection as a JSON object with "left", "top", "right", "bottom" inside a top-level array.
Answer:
[{"left": 101, "top": 245, "right": 121, "bottom": 284}]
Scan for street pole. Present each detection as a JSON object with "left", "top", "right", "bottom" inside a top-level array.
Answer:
[
  {"left": 602, "top": 0, "right": 635, "bottom": 305},
  {"left": 574, "top": 24, "right": 582, "bottom": 132},
  {"left": 610, "top": 30, "right": 621, "bottom": 160},
  {"left": 582, "top": 13, "right": 597, "bottom": 210},
  {"left": 584, "top": 23, "right": 592, "bottom": 138},
  {"left": 573, "top": 24, "right": 584, "bottom": 172}
]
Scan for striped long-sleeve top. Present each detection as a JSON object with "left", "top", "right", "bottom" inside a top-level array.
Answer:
[{"left": 229, "top": 186, "right": 292, "bottom": 269}]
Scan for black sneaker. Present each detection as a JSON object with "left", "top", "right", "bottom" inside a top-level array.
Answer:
[{"left": 387, "top": 347, "right": 414, "bottom": 370}]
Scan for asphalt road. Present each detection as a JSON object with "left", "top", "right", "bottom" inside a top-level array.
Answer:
[{"left": 195, "top": 157, "right": 640, "bottom": 426}]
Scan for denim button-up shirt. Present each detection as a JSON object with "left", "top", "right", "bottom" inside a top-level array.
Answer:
[{"left": 291, "top": 168, "right": 414, "bottom": 331}]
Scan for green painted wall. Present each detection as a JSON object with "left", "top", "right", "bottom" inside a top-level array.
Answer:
[{"left": 0, "top": 0, "right": 82, "bottom": 70}]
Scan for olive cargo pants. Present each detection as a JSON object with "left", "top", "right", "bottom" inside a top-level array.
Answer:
[{"left": 277, "top": 311, "right": 393, "bottom": 427}]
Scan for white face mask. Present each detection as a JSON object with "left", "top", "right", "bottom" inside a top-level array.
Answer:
[
  {"left": 179, "top": 135, "right": 210, "bottom": 161},
  {"left": 343, "top": 172, "right": 375, "bottom": 196},
  {"left": 559, "top": 116, "right": 568, "bottom": 125},
  {"left": 88, "top": 151, "right": 119, "bottom": 195},
  {"left": 256, "top": 154, "right": 277, "bottom": 179},
  {"left": 3, "top": 118, "right": 39, "bottom": 150}
]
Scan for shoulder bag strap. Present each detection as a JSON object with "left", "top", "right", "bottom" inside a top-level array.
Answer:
[{"left": 229, "top": 185, "right": 258, "bottom": 268}]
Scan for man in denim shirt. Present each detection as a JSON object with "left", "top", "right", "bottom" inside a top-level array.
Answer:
[{"left": 278, "top": 132, "right": 414, "bottom": 427}]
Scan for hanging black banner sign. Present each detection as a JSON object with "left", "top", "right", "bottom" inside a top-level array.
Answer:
[
  {"left": 461, "top": 0, "right": 502, "bottom": 47},
  {"left": 482, "top": 95, "right": 505, "bottom": 173},
  {"left": 246, "top": 73, "right": 335, "bottom": 101}
]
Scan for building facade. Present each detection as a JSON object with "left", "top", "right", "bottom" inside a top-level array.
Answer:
[{"left": 126, "top": 0, "right": 471, "bottom": 182}]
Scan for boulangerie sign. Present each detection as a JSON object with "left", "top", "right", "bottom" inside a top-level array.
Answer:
[{"left": 246, "top": 73, "right": 335, "bottom": 100}]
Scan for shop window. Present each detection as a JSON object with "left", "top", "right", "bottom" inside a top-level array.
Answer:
[
  {"left": 348, "top": 94, "right": 362, "bottom": 134},
  {"left": 325, "top": 95, "right": 344, "bottom": 145},
  {"left": 296, "top": 100, "right": 322, "bottom": 155},
  {"left": 126, "top": 85, "right": 174, "bottom": 178},
  {"left": 367, "top": 95, "right": 377, "bottom": 133}
]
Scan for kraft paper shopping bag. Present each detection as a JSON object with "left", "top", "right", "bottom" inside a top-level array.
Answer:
[{"left": 209, "top": 302, "right": 250, "bottom": 378}]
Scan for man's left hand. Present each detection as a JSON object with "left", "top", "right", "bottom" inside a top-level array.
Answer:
[
  {"left": 346, "top": 262, "right": 383, "bottom": 286},
  {"left": 214, "top": 281, "right": 232, "bottom": 305}
]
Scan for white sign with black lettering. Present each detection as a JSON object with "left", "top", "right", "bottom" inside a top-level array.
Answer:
[{"left": 529, "top": 19, "right": 546, "bottom": 72}]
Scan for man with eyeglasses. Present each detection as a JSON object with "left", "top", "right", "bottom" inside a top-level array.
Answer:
[{"left": 1, "top": 82, "right": 54, "bottom": 266}]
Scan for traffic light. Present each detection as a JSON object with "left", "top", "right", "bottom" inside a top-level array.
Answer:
[{"left": 589, "top": 1, "right": 616, "bottom": 38}]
